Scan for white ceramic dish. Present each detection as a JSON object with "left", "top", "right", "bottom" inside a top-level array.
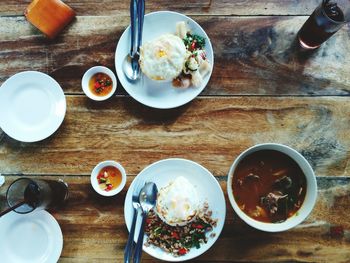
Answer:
[
  {"left": 91, "top": 160, "right": 127, "bottom": 196},
  {"left": 82, "top": 66, "right": 117, "bottom": 101},
  {"left": 124, "top": 158, "right": 226, "bottom": 261},
  {"left": 115, "top": 11, "right": 214, "bottom": 109},
  {"left": 227, "top": 143, "right": 318, "bottom": 232},
  {"left": 0, "top": 71, "right": 66, "bottom": 142},
  {"left": 0, "top": 210, "right": 63, "bottom": 263}
]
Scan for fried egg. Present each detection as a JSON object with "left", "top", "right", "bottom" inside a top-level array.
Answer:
[
  {"left": 156, "top": 176, "right": 199, "bottom": 226},
  {"left": 139, "top": 34, "right": 187, "bottom": 81}
]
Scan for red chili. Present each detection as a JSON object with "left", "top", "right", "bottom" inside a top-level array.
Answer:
[
  {"left": 171, "top": 232, "right": 179, "bottom": 239},
  {"left": 190, "top": 41, "right": 196, "bottom": 50},
  {"left": 193, "top": 224, "right": 204, "bottom": 229},
  {"left": 94, "top": 82, "right": 101, "bottom": 88},
  {"left": 178, "top": 248, "right": 187, "bottom": 255}
]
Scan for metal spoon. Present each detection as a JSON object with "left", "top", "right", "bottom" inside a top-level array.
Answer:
[
  {"left": 123, "top": 0, "right": 145, "bottom": 81},
  {"left": 133, "top": 182, "right": 158, "bottom": 263}
]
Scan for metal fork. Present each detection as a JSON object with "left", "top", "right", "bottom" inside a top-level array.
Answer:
[{"left": 124, "top": 179, "right": 144, "bottom": 263}]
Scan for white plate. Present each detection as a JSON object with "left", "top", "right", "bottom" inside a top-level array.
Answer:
[
  {"left": 0, "top": 210, "right": 63, "bottom": 263},
  {"left": 124, "top": 158, "right": 226, "bottom": 261},
  {"left": 0, "top": 71, "right": 66, "bottom": 142},
  {"left": 115, "top": 11, "right": 214, "bottom": 109}
]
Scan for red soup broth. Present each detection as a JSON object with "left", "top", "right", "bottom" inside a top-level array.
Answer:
[{"left": 232, "top": 150, "right": 307, "bottom": 223}]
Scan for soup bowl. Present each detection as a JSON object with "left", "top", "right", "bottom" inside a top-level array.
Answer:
[{"left": 227, "top": 143, "right": 317, "bottom": 232}]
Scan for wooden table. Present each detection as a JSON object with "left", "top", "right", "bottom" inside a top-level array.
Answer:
[{"left": 1, "top": 0, "right": 350, "bottom": 262}]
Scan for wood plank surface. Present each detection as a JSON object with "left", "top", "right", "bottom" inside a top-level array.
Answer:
[
  {"left": 0, "top": 1, "right": 349, "bottom": 262},
  {"left": 1, "top": 16, "right": 349, "bottom": 96},
  {"left": 1, "top": 175, "right": 349, "bottom": 262},
  {"left": 0, "top": 0, "right": 321, "bottom": 17},
  {"left": 0, "top": 96, "right": 349, "bottom": 177}
]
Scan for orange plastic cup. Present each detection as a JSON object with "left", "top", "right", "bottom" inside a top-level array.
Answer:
[{"left": 24, "top": 0, "right": 76, "bottom": 39}]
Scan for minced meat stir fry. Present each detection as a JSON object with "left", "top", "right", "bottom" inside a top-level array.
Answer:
[{"left": 144, "top": 203, "right": 217, "bottom": 256}]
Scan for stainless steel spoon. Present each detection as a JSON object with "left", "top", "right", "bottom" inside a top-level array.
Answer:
[
  {"left": 133, "top": 182, "right": 158, "bottom": 263},
  {"left": 123, "top": 53, "right": 139, "bottom": 81},
  {"left": 123, "top": 0, "right": 145, "bottom": 81}
]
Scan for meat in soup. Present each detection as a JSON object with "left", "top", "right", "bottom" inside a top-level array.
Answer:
[{"left": 232, "top": 150, "right": 306, "bottom": 223}]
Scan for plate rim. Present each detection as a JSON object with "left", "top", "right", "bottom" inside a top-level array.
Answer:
[
  {"left": 0, "top": 71, "right": 66, "bottom": 142},
  {"left": 115, "top": 11, "right": 214, "bottom": 109},
  {"left": 0, "top": 210, "right": 63, "bottom": 263},
  {"left": 124, "top": 158, "right": 226, "bottom": 262}
]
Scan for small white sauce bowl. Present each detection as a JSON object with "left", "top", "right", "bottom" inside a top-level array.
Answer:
[
  {"left": 91, "top": 160, "right": 126, "bottom": 197},
  {"left": 82, "top": 66, "right": 117, "bottom": 101},
  {"left": 227, "top": 143, "right": 317, "bottom": 232}
]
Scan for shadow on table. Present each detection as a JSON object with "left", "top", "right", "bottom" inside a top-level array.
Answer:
[
  {"left": 0, "top": 194, "right": 7, "bottom": 211},
  {"left": 288, "top": 37, "right": 319, "bottom": 64},
  {"left": 125, "top": 99, "right": 192, "bottom": 124}
]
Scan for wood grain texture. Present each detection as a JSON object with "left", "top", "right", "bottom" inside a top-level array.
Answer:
[
  {"left": 0, "top": 0, "right": 321, "bottom": 17},
  {"left": 1, "top": 175, "right": 349, "bottom": 262},
  {"left": 0, "top": 96, "right": 349, "bottom": 177},
  {"left": 1, "top": 1, "right": 350, "bottom": 262},
  {"left": 1, "top": 16, "right": 349, "bottom": 96}
]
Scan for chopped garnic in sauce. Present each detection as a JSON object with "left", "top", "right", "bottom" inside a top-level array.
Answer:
[
  {"left": 232, "top": 150, "right": 307, "bottom": 223},
  {"left": 97, "top": 166, "right": 122, "bottom": 192},
  {"left": 89, "top": 72, "right": 113, "bottom": 96}
]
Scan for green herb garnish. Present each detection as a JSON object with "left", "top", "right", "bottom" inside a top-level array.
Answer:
[{"left": 183, "top": 33, "right": 206, "bottom": 50}]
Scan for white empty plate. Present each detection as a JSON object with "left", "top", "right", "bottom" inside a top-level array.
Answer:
[
  {"left": 115, "top": 11, "right": 214, "bottom": 109},
  {"left": 124, "top": 158, "right": 226, "bottom": 261},
  {"left": 0, "top": 210, "right": 63, "bottom": 263},
  {"left": 0, "top": 71, "right": 66, "bottom": 142}
]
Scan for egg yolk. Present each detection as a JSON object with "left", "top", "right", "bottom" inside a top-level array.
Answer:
[{"left": 157, "top": 48, "right": 167, "bottom": 58}]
